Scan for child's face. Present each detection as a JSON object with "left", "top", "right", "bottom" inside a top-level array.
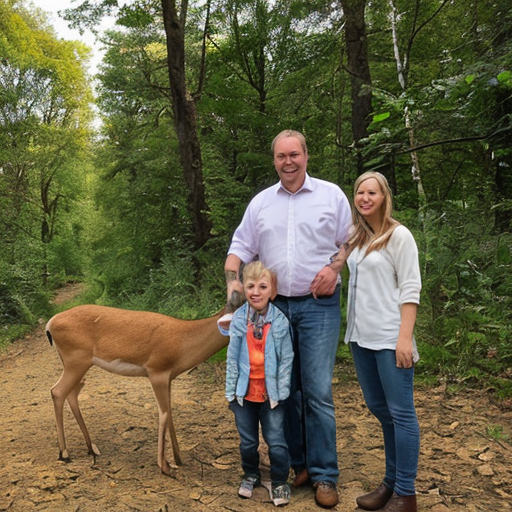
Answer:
[{"left": 244, "top": 276, "right": 272, "bottom": 312}]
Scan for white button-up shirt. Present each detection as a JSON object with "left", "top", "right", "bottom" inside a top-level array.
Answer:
[{"left": 228, "top": 174, "right": 352, "bottom": 297}]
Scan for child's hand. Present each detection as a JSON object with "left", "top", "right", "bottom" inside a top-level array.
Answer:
[{"left": 217, "top": 313, "right": 233, "bottom": 335}]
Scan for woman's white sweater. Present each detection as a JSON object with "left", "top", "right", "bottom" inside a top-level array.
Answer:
[{"left": 344, "top": 225, "right": 422, "bottom": 360}]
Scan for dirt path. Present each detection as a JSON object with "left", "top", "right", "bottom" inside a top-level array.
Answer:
[{"left": 1, "top": 285, "right": 511, "bottom": 512}]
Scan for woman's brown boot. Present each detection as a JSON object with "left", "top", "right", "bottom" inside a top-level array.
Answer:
[
  {"left": 356, "top": 482, "right": 393, "bottom": 510},
  {"left": 380, "top": 493, "right": 417, "bottom": 512}
]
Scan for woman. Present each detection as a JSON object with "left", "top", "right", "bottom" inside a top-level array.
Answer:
[{"left": 344, "top": 171, "right": 421, "bottom": 512}]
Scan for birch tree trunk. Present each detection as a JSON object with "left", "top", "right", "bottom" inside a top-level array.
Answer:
[{"left": 388, "top": 0, "right": 427, "bottom": 205}]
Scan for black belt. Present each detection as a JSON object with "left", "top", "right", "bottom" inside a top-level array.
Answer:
[
  {"left": 274, "top": 293, "right": 314, "bottom": 302},
  {"left": 275, "top": 284, "right": 340, "bottom": 302}
]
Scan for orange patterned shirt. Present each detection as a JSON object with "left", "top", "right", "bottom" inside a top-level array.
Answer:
[{"left": 245, "top": 323, "right": 271, "bottom": 402}]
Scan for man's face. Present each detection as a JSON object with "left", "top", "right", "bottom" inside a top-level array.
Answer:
[{"left": 273, "top": 136, "right": 308, "bottom": 193}]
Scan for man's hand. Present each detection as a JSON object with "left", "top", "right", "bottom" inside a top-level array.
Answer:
[
  {"left": 309, "top": 265, "right": 338, "bottom": 298},
  {"left": 225, "top": 267, "right": 244, "bottom": 312},
  {"left": 226, "top": 276, "right": 244, "bottom": 300},
  {"left": 309, "top": 246, "right": 348, "bottom": 298}
]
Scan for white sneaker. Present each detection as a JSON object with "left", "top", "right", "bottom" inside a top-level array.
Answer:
[
  {"left": 272, "top": 483, "right": 291, "bottom": 506},
  {"left": 238, "top": 475, "right": 259, "bottom": 498}
]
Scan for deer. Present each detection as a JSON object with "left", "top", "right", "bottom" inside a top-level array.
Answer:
[{"left": 45, "top": 286, "right": 244, "bottom": 476}]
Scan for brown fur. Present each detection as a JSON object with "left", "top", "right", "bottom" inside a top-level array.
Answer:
[{"left": 46, "top": 292, "right": 244, "bottom": 476}]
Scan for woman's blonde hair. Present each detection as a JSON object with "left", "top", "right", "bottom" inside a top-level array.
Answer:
[
  {"left": 242, "top": 261, "right": 278, "bottom": 300},
  {"left": 348, "top": 171, "right": 400, "bottom": 255}
]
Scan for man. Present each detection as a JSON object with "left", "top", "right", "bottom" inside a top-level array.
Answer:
[{"left": 225, "top": 130, "right": 351, "bottom": 508}]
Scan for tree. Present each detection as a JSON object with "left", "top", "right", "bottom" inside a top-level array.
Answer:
[
  {"left": 0, "top": 0, "right": 93, "bottom": 324},
  {"left": 1, "top": 1, "right": 92, "bottom": 250},
  {"left": 339, "top": 0, "right": 372, "bottom": 168},
  {"left": 90, "top": 26, "right": 193, "bottom": 297},
  {"left": 64, "top": 0, "right": 212, "bottom": 253},
  {"left": 161, "top": 0, "right": 211, "bottom": 251}
]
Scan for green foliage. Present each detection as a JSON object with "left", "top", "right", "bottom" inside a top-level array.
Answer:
[
  {"left": 118, "top": 250, "right": 197, "bottom": 315},
  {"left": 335, "top": 342, "right": 353, "bottom": 366},
  {"left": 0, "top": 257, "right": 53, "bottom": 347},
  {"left": 413, "top": 203, "right": 512, "bottom": 392},
  {"left": 4, "top": 0, "right": 512, "bottom": 398},
  {"left": 485, "top": 424, "right": 510, "bottom": 443},
  {"left": 0, "top": 0, "right": 94, "bottom": 334}
]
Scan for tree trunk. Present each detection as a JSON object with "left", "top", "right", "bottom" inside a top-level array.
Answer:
[
  {"left": 493, "top": 89, "right": 512, "bottom": 233},
  {"left": 388, "top": 0, "right": 426, "bottom": 205},
  {"left": 340, "top": 0, "right": 372, "bottom": 174},
  {"left": 161, "top": 0, "right": 211, "bottom": 251}
]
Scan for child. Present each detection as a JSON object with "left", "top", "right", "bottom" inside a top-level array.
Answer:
[{"left": 220, "top": 261, "right": 294, "bottom": 507}]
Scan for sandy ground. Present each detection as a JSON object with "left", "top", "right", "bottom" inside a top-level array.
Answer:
[{"left": 1, "top": 284, "right": 511, "bottom": 512}]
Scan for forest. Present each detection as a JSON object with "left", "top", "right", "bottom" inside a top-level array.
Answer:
[{"left": 1, "top": 0, "right": 511, "bottom": 396}]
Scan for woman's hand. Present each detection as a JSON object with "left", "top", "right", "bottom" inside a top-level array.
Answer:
[
  {"left": 395, "top": 336, "right": 414, "bottom": 368},
  {"left": 395, "top": 303, "right": 418, "bottom": 368}
]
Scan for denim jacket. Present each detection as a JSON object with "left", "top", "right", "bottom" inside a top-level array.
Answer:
[{"left": 225, "top": 302, "right": 294, "bottom": 408}]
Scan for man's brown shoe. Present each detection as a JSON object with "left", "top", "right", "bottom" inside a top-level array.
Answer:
[
  {"left": 314, "top": 481, "right": 338, "bottom": 509},
  {"left": 356, "top": 482, "right": 393, "bottom": 510},
  {"left": 292, "top": 468, "right": 310, "bottom": 488}
]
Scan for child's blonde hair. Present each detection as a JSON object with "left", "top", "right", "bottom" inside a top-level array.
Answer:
[{"left": 242, "top": 261, "right": 278, "bottom": 300}]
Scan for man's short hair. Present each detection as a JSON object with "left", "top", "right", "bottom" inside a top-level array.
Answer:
[{"left": 271, "top": 130, "right": 308, "bottom": 155}]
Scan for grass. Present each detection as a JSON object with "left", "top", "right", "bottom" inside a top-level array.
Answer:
[
  {"left": 485, "top": 424, "right": 510, "bottom": 443},
  {"left": 0, "top": 324, "right": 35, "bottom": 352}
]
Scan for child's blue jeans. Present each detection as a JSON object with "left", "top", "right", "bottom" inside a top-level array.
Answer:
[{"left": 229, "top": 399, "right": 290, "bottom": 485}]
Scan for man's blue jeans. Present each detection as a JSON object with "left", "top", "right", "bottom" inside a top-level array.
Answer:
[
  {"left": 229, "top": 400, "right": 289, "bottom": 485},
  {"left": 350, "top": 343, "right": 420, "bottom": 496},
  {"left": 273, "top": 287, "right": 341, "bottom": 485}
]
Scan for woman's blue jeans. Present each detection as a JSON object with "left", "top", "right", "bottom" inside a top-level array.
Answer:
[
  {"left": 350, "top": 343, "right": 420, "bottom": 496},
  {"left": 273, "top": 288, "right": 341, "bottom": 485},
  {"left": 229, "top": 399, "right": 289, "bottom": 485}
]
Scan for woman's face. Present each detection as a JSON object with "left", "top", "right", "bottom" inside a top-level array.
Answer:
[
  {"left": 244, "top": 276, "right": 273, "bottom": 312},
  {"left": 355, "top": 177, "right": 385, "bottom": 224}
]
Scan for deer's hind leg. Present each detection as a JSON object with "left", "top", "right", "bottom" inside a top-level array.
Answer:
[{"left": 66, "top": 378, "right": 101, "bottom": 459}]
